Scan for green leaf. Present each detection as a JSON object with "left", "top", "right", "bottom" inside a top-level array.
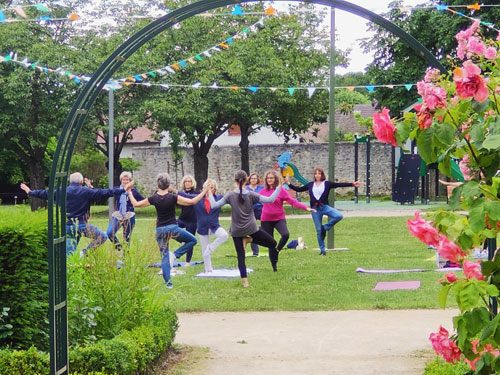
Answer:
[
  {"left": 469, "top": 201, "right": 486, "bottom": 232},
  {"left": 472, "top": 98, "right": 491, "bottom": 114},
  {"left": 486, "top": 284, "right": 499, "bottom": 297},
  {"left": 480, "top": 314, "right": 500, "bottom": 341},
  {"left": 438, "top": 284, "right": 451, "bottom": 308},
  {"left": 416, "top": 128, "right": 436, "bottom": 164},
  {"left": 434, "top": 123, "right": 455, "bottom": 148},
  {"left": 482, "top": 134, "right": 500, "bottom": 151},
  {"left": 470, "top": 123, "right": 484, "bottom": 143}
]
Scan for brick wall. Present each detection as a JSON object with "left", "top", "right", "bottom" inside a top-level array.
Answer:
[{"left": 130, "top": 141, "right": 402, "bottom": 197}]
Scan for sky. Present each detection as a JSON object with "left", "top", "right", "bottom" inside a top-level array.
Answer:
[{"left": 308, "top": 0, "right": 428, "bottom": 74}]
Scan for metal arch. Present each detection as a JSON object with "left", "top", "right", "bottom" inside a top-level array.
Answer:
[{"left": 47, "top": 1, "right": 445, "bottom": 374}]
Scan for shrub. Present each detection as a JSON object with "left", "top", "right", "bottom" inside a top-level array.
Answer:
[
  {"left": 0, "top": 207, "right": 49, "bottom": 350},
  {"left": 423, "top": 357, "right": 472, "bottom": 375}
]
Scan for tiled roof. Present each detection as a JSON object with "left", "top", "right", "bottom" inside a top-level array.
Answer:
[{"left": 97, "top": 126, "right": 160, "bottom": 144}]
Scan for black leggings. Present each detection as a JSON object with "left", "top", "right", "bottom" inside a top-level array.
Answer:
[
  {"left": 261, "top": 219, "right": 290, "bottom": 251},
  {"left": 232, "top": 229, "right": 277, "bottom": 277}
]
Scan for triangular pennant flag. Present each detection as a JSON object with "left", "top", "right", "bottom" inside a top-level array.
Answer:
[
  {"left": 248, "top": 86, "right": 258, "bottom": 93},
  {"left": 219, "top": 42, "right": 229, "bottom": 49},
  {"left": 3, "top": 54, "right": 11, "bottom": 62},
  {"left": 405, "top": 84, "right": 413, "bottom": 91},
  {"left": 38, "top": 15, "right": 50, "bottom": 21},
  {"left": 288, "top": 87, "right": 295, "bottom": 96},
  {"left": 126, "top": 76, "right": 136, "bottom": 82},
  {"left": 0, "top": 56, "right": 4, "bottom": 62},
  {"left": 195, "top": 54, "right": 203, "bottom": 61},
  {"left": 20, "top": 57, "right": 29, "bottom": 66},
  {"left": 417, "top": 97, "right": 423, "bottom": 103},
  {"left": 34, "top": 4, "right": 50, "bottom": 12},
  {"left": 226, "top": 37, "right": 233, "bottom": 44},
  {"left": 140, "top": 74, "right": 147, "bottom": 79},
  {"left": 435, "top": 5, "right": 448, "bottom": 11},
  {"left": 123, "top": 81, "right": 132, "bottom": 87},
  {"left": 386, "top": 85, "right": 394, "bottom": 89},
  {"left": 467, "top": 3, "right": 480, "bottom": 10},
  {"left": 232, "top": 5, "right": 244, "bottom": 15},
  {"left": 230, "top": 86, "right": 239, "bottom": 90},
  {"left": 202, "top": 50, "right": 211, "bottom": 57},
  {"left": 0, "top": 10, "right": 5, "bottom": 23},
  {"left": 179, "top": 60, "right": 187, "bottom": 67},
  {"left": 242, "top": 28, "right": 249, "bottom": 34},
  {"left": 73, "top": 77, "right": 81, "bottom": 84},
  {"left": 172, "top": 63, "right": 180, "bottom": 70},
  {"left": 14, "top": 7, "right": 27, "bottom": 18},
  {"left": 69, "top": 13, "right": 80, "bottom": 21},
  {"left": 133, "top": 75, "right": 142, "bottom": 81},
  {"left": 187, "top": 58, "right": 196, "bottom": 64},
  {"left": 148, "top": 71, "right": 156, "bottom": 78},
  {"left": 346, "top": 86, "right": 355, "bottom": 92},
  {"left": 265, "top": 6, "right": 276, "bottom": 15},
  {"left": 192, "top": 82, "right": 202, "bottom": 88},
  {"left": 30, "top": 61, "right": 38, "bottom": 69},
  {"left": 160, "top": 84, "right": 170, "bottom": 89},
  {"left": 366, "top": 85, "right": 375, "bottom": 92},
  {"left": 270, "top": 87, "right": 277, "bottom": 92},
  {"left": 210, "top": 82, "right": 218, "bottom": 88},
  {"left": 211, "top": 46, "right": 221, "bottom": 52},
  {"left": 457, "top": 12, "right": 464, "bottom": 17},
  {"left": 165, "top": 66, "right": 175, "bottom": 73},
  {"left": 307, "top": 87, "right": 316, "bottom": 98}
]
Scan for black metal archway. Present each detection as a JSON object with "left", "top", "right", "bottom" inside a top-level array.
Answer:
[{"left": 47, "top": 1, "right": 446, "bottom": 374}]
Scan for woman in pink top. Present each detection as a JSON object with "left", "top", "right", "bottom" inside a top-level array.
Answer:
[{"left": 260, "top": 170, "right": 315, "bottom": 268}]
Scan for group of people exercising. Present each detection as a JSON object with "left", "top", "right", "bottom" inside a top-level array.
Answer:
[{"left": 21, "top": 168, "right": 361, "bottom": 288}]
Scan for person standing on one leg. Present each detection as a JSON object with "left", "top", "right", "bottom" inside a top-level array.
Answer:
[
  {"left": 174, "top": 175, "right": 199, "bottom": 266},
  {"left": 208, "top": 170, "right": 280, "bottom": 287},
  {"left": 287, "top": 167, "right": 362, "bottom": 255},
  {"left": 246, "top": 173, "right": 264, "bottom": 256},
  {"left": 125, "top": 173, "right": 206, "bottom": 289},
  {"left": 21, "top": 172, "right": 124, "bottom": 257},
  {"left": 107, "top": 171, "right": 145, "bottom": 251},
  {"left": 260, "top": 170, "right": 315, "bottom": 269},
  {"left": 192, "top": 179, "right": 228, "bottom": 273}
]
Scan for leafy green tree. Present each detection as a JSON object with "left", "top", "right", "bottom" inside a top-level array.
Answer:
[
  {"left": 0, "top": 5, "right": 81, "bottom": 209},
  {"left": 145, "top": 3, "right": 347, "bottom": 184},
  {"left": 362, "top": 0, "right": 500, "bottom": 114}
]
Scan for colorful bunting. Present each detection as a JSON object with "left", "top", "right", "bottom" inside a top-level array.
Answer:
[
  {"left": 248, "top": 86, "right": 258, "bottom": 93},
  {"left": 232, "top": 5, "right": 244, "bottom": 16},
  {"left": 366, "top": 85, "right": 375, "bottom": 92},
  {"left": 307, "top": 87, "right": 316, "bottom": 98},
  {"left": 405, "top": 84, "right": 413, "bottom": 91},
  {"left": 288, "top": 88, "right": 295, "bottom": 96},
  {"left": 0, "top": 9, "right": 5, "bottom": 22}
]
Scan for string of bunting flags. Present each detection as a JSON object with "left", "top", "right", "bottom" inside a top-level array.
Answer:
[
  {"left": 0, "top": 10, "right": 274, "bottom": 90},
  {"left": 0, "top": 3, "right": 79, "bottom": 23}
]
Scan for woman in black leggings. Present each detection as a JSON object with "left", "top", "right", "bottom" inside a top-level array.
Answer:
[{"left": 208, "top": 170, "right": 280, "bottom": 287}]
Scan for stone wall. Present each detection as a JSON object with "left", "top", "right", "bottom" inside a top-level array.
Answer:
[{"left": 130, "top": 141, "right": 400, "bottom": 196}]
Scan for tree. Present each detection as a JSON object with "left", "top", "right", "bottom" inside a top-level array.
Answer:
[
  {"left": 146, "top": 3, "right": 347, "bottom": 184},
  {"left": 0, "top": 5, "right": 81, "bottom": 209},
  {"left": 362, "top": 0, "right": 500, "bottom": 113}
]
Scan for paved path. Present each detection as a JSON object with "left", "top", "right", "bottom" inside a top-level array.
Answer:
[{"left": 175, "top": 309, "right": 457, "bottom": 375}]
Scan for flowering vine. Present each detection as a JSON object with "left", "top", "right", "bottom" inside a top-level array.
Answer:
[{"left": 373, "top": 20, "right": 500, "bottom": 374}]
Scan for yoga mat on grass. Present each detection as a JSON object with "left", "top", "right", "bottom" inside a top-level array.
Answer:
[
  {"left": 356, "top": 267, "right": 461, "bottom": 274},
  {"left": 225, "top": 252, "right": 268, "bottom": 258},
  {"left": 149, "top": 260, "right": 204, "bottom": 268},
  {"left": 372, "top": 281, "right": 421, "bottom": 291},
  {"left": 196, "top": 268, "right": 254, "bottom": 278}
]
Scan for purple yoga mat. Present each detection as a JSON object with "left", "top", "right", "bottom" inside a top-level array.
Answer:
[{"left": 372, "top": 281, "right": 421, "bottom": 291}]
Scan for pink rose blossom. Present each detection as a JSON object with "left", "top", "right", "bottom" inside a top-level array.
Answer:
[
  {"left": 468, "top": 36, "right": 486, "bottom": 56},
  {"left": 459, "top": 155, "right": 472, "bottom": 181},
  {"left": 424, "top": 68, "right": 441, "bottom": 83},
  {"left": 463, "top": 260, "right": 484, "bottom": 280},
  {"left": 446, "top": 273, "right": 457, "bottom": 283},
  {"left": 407, "top": 211, "right": 441, "bottom": 247},
  {"left": 414, "top": 103, "right": 434, "bottom": 130},
  {"left": 429, "top": 326, "right": 462, "bottom": 363},
  {"left": 454, "top": 61, "right": 489, "bottom": 102},
  {"left": 372, "top": 108, "right": 397, "bottom": 147},
  {"left": 417, "top": 81, "right": 446, "bottom": 110},
  {"left": 485, "top": 47, "right": 497, "bottom": 60},
  {"left": 438, "top": 237, "right": 467, "bottom": 264}
]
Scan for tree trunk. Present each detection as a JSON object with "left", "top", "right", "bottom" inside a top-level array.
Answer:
[
  {"left": 29, "top": 158, "right": 47, "bottom": 211},
  {"left": 239, "top": 125, "right": 250, "bottom": 174},
  {"left": 192, "top": 145, "right": 209, "bottom": 189}
]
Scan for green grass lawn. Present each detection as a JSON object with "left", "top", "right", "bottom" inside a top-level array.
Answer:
[{"left": 77, "top": 212, "right": 457, "bottom": 312}]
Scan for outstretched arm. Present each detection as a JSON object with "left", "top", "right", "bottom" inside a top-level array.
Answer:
[
  {"left": 125, "top": 180, "right": 149, "bottom": 207},
  {"left": 208, "top": 192, "right": 227, "bottom": 209},
  {"left": 177, "top": 189, "right": 206, "bottom": 206},
  {"left": 259, "top": 186, "right": 281, "bottom": 203}
]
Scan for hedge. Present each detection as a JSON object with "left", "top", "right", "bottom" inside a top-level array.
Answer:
[
  {"left": 0, "top": 208, "right": 49, "bottom": 351},
  {"left": 0, "top": 307, "right": 178, "bottom": 375}
]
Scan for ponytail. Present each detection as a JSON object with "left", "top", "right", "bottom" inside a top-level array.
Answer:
[{"left": 234, "top": 170, "right": 248, "bottom": 203}]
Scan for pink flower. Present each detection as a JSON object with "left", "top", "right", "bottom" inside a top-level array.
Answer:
[
  {"left": 424, "top": 68, "right": 441, "bottom": 83},
  {"left": 429, "top": 326, "right": 461, "bottom": 363},
  {"left": 438, "top": 237, "right": 467, "bottom": 264},
  {"left": 459, "top": 155, "right": 472, "bottom": 181},
  {"left": 417, "top": 81, "right": 447, "bottom": 110},
  {"left": 407, "top": 211, "right": 441, "bottom": 247},
  {"left": 372, "top": 108, "right": 397, "bottom": 146},
  {"left": 454, "top": 61, "right": 489, "bottom": 102},
  {"left": 446, "top": 273, "right": 457, "bottom": 283},
  {"left": 468, "top": 36, "right": 486, "bottom": 56},
  {"left": 414, "top": 103, "right": 434, "bottom": 130},
  {"left": 464, "top": 340, "right": 500, "bottom": 370},
  {"left": 463, "top": 260, "right": 484, "bottom": 280},
  {"left": 485, "top": 47, "right": 497, "bottom": 60}
]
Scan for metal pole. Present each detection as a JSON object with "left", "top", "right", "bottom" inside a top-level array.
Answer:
[
  {"left": 327, "top": 7, "right": 336, "bottom": 249},
  {"left": 366, "top": 136, "right": 371, "bottom": 203},
  {"left": 354, "top": 139, "right": 358, "bottom": 204},
  {"left": 108, "top": 90, "right": 114, "bottom": 219},
  {"left": 488, "top": 238, "right": 498, "bottom": 316}
]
